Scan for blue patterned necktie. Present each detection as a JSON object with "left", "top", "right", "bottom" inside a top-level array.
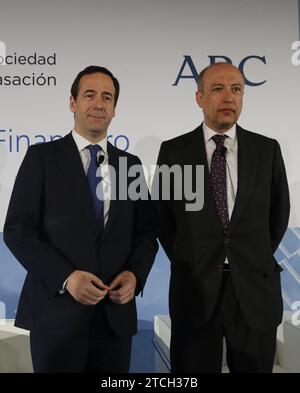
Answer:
[
  {"left": 210, "top": 134, "right": 229, "bottom": 231},
  {"left": 86, "top": 145, "right": 103, "bottom": 226}
]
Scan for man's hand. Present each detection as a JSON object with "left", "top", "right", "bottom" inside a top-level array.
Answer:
[
  {"left": 108, "top": 271, "right": 137, "bottom": 305},
  {"left": 66, "top": 270, "right": 108, "bottom": 305}
]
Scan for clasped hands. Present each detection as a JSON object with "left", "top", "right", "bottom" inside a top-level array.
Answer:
[{"left": 66, "top": 270, "right": 137, "bottom": 306}]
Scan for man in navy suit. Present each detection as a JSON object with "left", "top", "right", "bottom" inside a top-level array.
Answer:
[
  {"left": 155, "top": 63, "right": 290, "bottom": 372},
  {"left": 4, "top": 65, "right": 158, "bottom": 372}
]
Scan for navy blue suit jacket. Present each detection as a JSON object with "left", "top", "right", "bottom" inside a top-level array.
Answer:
[{"left": 4, "top": 133, "right": 158, "bottom": 337}]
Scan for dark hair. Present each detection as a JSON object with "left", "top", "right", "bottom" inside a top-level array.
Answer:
[
  {"left": 71, "top": 65, "right": 120, "bottom": 106},
  {"left": 197, "top": 62, "right": 244, "bottom": 92}
]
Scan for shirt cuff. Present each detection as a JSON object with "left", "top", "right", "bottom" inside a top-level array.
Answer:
[{"left": 58, "top": 277, "right": 69, "bottom": 295}]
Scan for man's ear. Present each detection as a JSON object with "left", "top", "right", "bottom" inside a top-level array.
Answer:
[
  {"left": 70, "top": 96, "right": 76, "bottom": 113},
  {"left": 195, "top": 90, "right": 204, "bottom": 109}
]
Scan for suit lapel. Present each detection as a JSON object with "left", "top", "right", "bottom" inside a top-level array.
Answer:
[
  {"left": 187, "top": 125, "right": 223, "bottom": 228},
  {"left": 228, "top": 126, "right": 258, "bottom": 233},
  {"left": 55, "top": 133, "right": 100, "bottom": 237}
]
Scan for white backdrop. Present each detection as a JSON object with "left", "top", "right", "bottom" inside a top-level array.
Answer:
[
  {"left": 0, "top": 0, "right": 299, "bottom": 230},
  {"left": 0, "top": 1, "right": 299, "bottom": 323}
]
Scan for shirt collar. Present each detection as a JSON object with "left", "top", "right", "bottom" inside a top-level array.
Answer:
[
  {"left": 203, "top": 122, "right": 236, "bottom": 143},
  {"left": 72, "top": 129, "right": 107, "bottom": 155}
]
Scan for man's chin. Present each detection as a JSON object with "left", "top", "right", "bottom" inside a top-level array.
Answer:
[
  {"left": 211, "top": 122, "right": 234, "bottom": 133},
  {"left": 88, "top": 128, "right": 107, "bottom": 135},
  {"left": 217, "top": 117, "right": 237, "bottom": 130}
]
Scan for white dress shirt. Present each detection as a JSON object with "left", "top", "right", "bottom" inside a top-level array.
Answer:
[
  {"left": 72, "top": 130, "right": 111, "bottom": 227},
  {"left": 203, "top": 123, "right": 238, "bottom": 265},
  {"left": 59, "top": 130, "right": 111, "bottom": 294}
]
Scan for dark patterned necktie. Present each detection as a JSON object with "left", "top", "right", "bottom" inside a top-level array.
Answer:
[
  {"left": 86, "top": 145, "right": 103, "bottom": 227},
  {"left": 210, "top": 134, "right": 229, "bottom": 231}
]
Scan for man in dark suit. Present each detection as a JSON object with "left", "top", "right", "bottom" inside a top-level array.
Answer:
[
  {"left": 4, "top": 65, "right": 157, "bottom": 372},
  {"left": 155, "top": 63, "right": 290, "bottom": 372}
]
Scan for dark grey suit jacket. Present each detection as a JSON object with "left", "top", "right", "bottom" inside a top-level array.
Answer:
[{"left": 156, "top": 124, "right": 290, "bottom": 331}]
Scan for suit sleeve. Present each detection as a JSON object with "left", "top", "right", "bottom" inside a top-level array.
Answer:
[
  {"left": 3, "top": 146, "right": 75, "bottom": 296},
  {"left": 123, "top": 156, "right": 158, "bottom": 295},
  {"left": 152, "top": 142, "right": 176, "bottom": 261},
  {"left": 269, "top": 140, "right": 290, "bottom": 253}
]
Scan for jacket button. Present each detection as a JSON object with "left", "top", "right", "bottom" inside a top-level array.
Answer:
[
  {"left": 217, "top": 264, "right": 223, "bottom": 272},
  {"left": 224, "top": 237, "right": 230, "bottom": 245},
  {"left": 99, "top": 240, "right": 104, "bottom": 248}
]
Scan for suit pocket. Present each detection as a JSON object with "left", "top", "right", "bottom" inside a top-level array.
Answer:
[{"left": 260, "top": 262, "right": 283, "bottom": 278}]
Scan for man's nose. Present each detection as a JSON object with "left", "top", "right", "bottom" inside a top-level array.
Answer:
[
  {"left": 93, "top": 96, "right": 105, "bottom": 109},
  {"left": 223, "top": 89, "right": 234, "bottom": 102}
]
